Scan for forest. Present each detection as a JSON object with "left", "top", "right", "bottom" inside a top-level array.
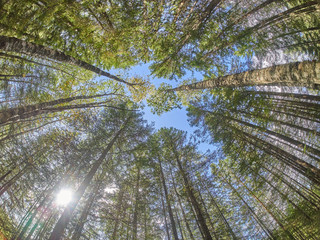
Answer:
[{"left": 0, "top": 0, "right": 319, "bottom": 239}]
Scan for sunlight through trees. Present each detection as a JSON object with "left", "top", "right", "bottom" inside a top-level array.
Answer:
[{"left": 0, "top": 0, "right": 319, "bottom": 239}]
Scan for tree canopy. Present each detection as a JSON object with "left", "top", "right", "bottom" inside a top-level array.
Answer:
[{"left": 0, "top": 0, "right": 319, "bottom": 239}]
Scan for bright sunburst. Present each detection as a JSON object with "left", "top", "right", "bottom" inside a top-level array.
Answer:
[{"left": 56, "top": 189, "right": 73, "bottom": 206}]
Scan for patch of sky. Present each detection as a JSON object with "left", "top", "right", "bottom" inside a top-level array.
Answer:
[{"left": 109, "top": 62, "right": 214, "bottom": 153}]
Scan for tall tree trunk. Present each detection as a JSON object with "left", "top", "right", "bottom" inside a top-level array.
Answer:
[
  {"left": 0, "top": 118, "right": 68, "bottom": 143},
  {"left": 245, "top": 164, "right": 311, "bottom": 220},
  {"left": 48, "top": 118, "right": 130, "bottom": 240},
  {"left": 158, "top": 157, "right": 180, "bottom": 240},
  {"left": 196, "top": 186, "right": 219, "bottom": 239},
  {"left": 245, "top": 90, "right": 320, "bottom": 102},
  {"left": 0, "top": 93, "right": 112, "bottom": 125},
  {"left": 13, "top": 191, "right": 44, "bottom": 240},
  {"left": 219, "top": 0, "right": 280, "bottom": 37},
  {"left": 170, "top": 170, "right": 195, "bottom": 240},
  {"left": 132, "top": 166, "right": 141, "bottom": 240},
  {"left": 221, "top": 176, "right": 276, "bottom": 240},
  {"left": 144, "top": 203, "right": 148, "bottom": 240},
  {"left": 160, "top": 185, "right": 171, "bottom": 240},
  {"left": 205, "top": 1, "right": 320, "bottom": 58},
  {"left": 175, "top": 209, "right": 184, "bottom": 240},
  {"left": 233, "top": 174, "right": 295, "bottom": 239},
  {"left": 254, "top": 106, "right": 320, "bottom": 124},
  {"left": 171, "top": 61, "right": 320, "bottom": 90},
  {"left": 71, "top": 180, "right": 100, "bottom": 240},
  {"left": 200, "top": 179, "right": 238, "bottom": 239},
  {"left": 111, "top": 186, "right": 125, "bottom": 240},
  {"left": 172, "top": 147, "right": 213, "bottom": 240},
  {"left": 227, "top": 115, "right": 320, "bottom": 158},
  {"left": 0, "top": 52, "right": 77, "bottom": 78},
  {"left": 263, "top": 162, "right": 320, "bottom": 209},
  {"left": 235, "top": 109, "right": 320, "bottom": 137},
  {"left": 35, "top": 212, "right": 58, "bottom": 240},
  {"left": 25, "top": 198, "right": 55, "bottom": 240},
  {"left": 0, "top": 35, "right": 134, "bottom": 86},
  {"left": 238, "top": 129, "right": 320, "bottom": 184},
  {"left": 16, "top": 165, "right": 75, "bottom": 240}
]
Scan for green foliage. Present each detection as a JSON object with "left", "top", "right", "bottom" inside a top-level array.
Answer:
[
  {"left": 147, "top": 83, "right": 182, "bottom": 115},
  {"left": 1, "top": 1, "right": 320, "bottom": 239},
  {"left": 0, "top": 208, "right": 15, "bottom": 239}
]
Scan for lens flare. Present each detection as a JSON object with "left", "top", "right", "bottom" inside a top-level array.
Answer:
[{"left": 56, "top": 189, "right": 72, "bottom": 206}]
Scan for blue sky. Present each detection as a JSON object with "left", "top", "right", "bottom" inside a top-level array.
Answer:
[{"left": 115, "top": 63, "right": 213, "bottom": 152}]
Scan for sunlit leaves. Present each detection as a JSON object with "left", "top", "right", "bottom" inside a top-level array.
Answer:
[{"left": 147, "top": 83, "right": 182, "bottom": 115}]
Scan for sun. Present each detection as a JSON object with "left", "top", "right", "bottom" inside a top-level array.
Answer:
[{"left": 56, "top": 189, "right": 73, "bottom": 206}]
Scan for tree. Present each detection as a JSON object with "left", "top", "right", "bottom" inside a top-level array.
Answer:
[
  {"left": 171, "top": 61, "right": 320, "bottom": 91},
  {"left": 48, "top": 109, "right": 134, "bottom": 240},
  {"left": 2, "top": 1, "right": 320, "bottom": 239},
  {"left": 0, "top": 36, "right": 135, "bottom": 87}
]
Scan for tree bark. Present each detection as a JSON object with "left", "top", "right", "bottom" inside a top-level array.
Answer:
[
  {"left": 204, "top": 1, "right": 320, "bottom": 58},
  {"left": 160, "top": 185, "right": 171, "bottom": 240},
  {"left": 227, "top": 115, "right": 320, "bottom": 158},
  {"left": 263, "top": 162, "right": 320, "bottom": 209},
  {"left": 0, "top": 168, "right": 13, "bottom": 183},
  {"left": 235, "top": 109, "right": 320, "bottom": 137},
  {"left": 245, "top": 164, "right": 311, "bottom": 220},
  {"left": 244, "top": 90, "right": 320, "bottom": 102},
  {"left": 196, "top": 186, "right": 219, "bottom": 240},
  {"left": 171, "top": 61, "right": 320, "bottom": 90},
  {"left": 238, "top": 128, "right": 320, "bottom": 185},
  {"left": 175, "top": 209, "right": 185, "bottom": 240}
]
